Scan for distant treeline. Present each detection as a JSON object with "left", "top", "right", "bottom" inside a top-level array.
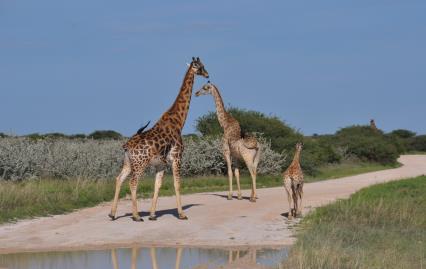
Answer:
[{"left": 0, "top": 130, "right": 124, "bottom": 140}]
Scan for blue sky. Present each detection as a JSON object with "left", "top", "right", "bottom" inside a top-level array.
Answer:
[{"left": 1, "top": 1, "right": 425, "bottom": 136}]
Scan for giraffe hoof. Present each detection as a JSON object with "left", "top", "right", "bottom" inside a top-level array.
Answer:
[
  {"left": 249, "top": 197, "right": 256, "bottom": 203},
  {"left": 132, "top": 216, "right": 143, "bottom": 222},
  {"left": 237, "top": 195, "right": 243, "bottom": 200},
  {"left": 178, "top": 214, "right": 188, "bottom": 220},
  {"left": 288, "top": 215, "right": 293, "bottom": 220},
  {"left": 227, "top": 195, "right": 233, "bottom": 200},
  {"left": 148, "top": 215, "right": 157, "bottom": 221},
  {"left": 108, "top": 213, "right": 116, "bottom": 221}
]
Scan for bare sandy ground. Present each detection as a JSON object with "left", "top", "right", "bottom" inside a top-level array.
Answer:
[{"left": 0, "top": 155, "right": 425, "bottom": 254}]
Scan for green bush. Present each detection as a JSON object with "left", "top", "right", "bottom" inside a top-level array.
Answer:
[
  {"left": 409, "top": 135, "right": 426, "bottom": 152},
  {"left": 299, "top": 137, "right": 341, "bottom": 175},
  {"left": 386, "top": 129, "right": 417, "bottom": 153},
  {"left": 389, "top": 129, "right": 416, "bottom": 139},
  {"left": 88, "top": 130, "right": 123, "bottom": 140},
  {"left": 335, "top": 125, "right": 399, "bottom": 164}
]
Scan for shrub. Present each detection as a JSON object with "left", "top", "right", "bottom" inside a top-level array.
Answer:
[
  {"left": 334, "top": 125, "right": 399, "bottom": 164},
  {"left": 88, "top": 130, "right": 123, "bottom": 140},
  {"left": 387, "top": 129, "right": 417, "bottom": 153},
  {"left": 409, "top": 135, "right": 426, "bottom": 152},
  {"left": 389, "top": 129, "right": 416, "bottom": 139},
  {"left": 181, "top": 136, "right": 286, "bottom": 176},
  {"left": 0, "top": 135, "right": 285, "bottom": 181},
  {"left": 299, "top": 137, "right": 341, "bottom": 175},
  {"left": 0, "top": 137, "right": 124, "bottom": 180}
]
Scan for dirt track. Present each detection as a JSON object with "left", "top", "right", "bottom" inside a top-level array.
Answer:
[{"left": 0, "top": 155, "right": 425, "bottom": 254}]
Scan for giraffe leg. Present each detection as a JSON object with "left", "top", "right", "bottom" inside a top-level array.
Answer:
[
  {"left": 234, "top": 167, "right": 242, "bottom": 200},
  {"left": 248, "top": 165, "right": 257, "bottom": 202},
  {"left": 109, "top": 153, "right": 131, "bottom": 220},
  {"left": 292, "top": 185, "right": 298, "bottom": 218},
  {"left": 149, "top": 170, "right": 165, "bottom": 221},
  {"left": 171, "top": 147, "right": 187, "bottom": 220},
  {"left": 284, "top": 177, "right": 293, "bottom": 219},
  {"left": 242, "top": 148, "right": 257, "bottom": 202},
  {"left": 223, "top": 143, "right": 233, "bottom": 200},
  {"left": 129, "top": 171, "right": 143, "bottom": 222},
  {"left": 253, "top": 146, "right": 261, "bottom": 171},
  {"left": 296, "top": 182, "right": 304, "bottom": 217}
]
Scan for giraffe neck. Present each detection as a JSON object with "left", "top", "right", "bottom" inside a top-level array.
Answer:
[
  {"left": 291, "top": 148, "right": 301, "bottom": 165},
  {"left": 159, "top": 66, "right": 196, "bottom": 131},
  {"left": 210, "top": 85, "right": 228, "bottom": 128}
]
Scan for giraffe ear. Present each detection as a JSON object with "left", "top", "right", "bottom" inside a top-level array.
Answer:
[
  {"left": 192, "top": 57, "right": 196, "bottom": 61},
  {"left": 186, "top": 63, "right": 191, "bottom": 67}
]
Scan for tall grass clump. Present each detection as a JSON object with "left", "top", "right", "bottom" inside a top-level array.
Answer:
[
  {"left": 0, "top": 179, "right": 116, "bottom": 223},
  {"left": 283, "top": 176, "right": 426, "bottom": 269}
]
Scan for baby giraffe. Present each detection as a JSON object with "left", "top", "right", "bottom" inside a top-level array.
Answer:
[
  {"left": 195, "top": 81, "right": 261, "bottom": 202},
  {"left": 283, "top": 142, "right": 304, "bottom": 219}
]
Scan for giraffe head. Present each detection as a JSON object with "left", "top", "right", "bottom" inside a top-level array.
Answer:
[
  {"left": 194, "top": 81, "right": 215, "bottom": 97},
  {"left": 296, "top": 142, "right": 303, "bottom": 151},
  {"left": 189, "top": 57, "right": 209, "bottom": 78}
]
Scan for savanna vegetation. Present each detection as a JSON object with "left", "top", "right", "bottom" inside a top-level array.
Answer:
[
  {"left": 0, "top": 107, "right": 424, "bottom": 223},
  {"left": 196, "top": 107, "right": 425, "bottom": 175},
  {"left": 282, "top": 176, "right": 426, "bottom": 269}
]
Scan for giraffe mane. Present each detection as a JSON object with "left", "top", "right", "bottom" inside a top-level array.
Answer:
[{"left": 136, "top": 121, "right": 151, "bottom": 135}]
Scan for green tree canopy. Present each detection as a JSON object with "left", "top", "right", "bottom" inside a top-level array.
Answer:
[
  {"left": 389, "top": 129, "right": 416, "bottom": 139},
  {"left": 334, "top": 125, "right": 399, "bottom": 164},
  {"left": 88, "top": 130, "right": 123, "bottom": 140}
]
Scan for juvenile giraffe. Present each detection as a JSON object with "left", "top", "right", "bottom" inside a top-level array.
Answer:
[
  {"left": 109, "top": 57, "right": 209, "bottom": 221},
  {"left": 195, "top": 82, "right": 261, "bottom": 202},
  {"left": 283, "top": 142, "right": 304, "bottom": 219}
]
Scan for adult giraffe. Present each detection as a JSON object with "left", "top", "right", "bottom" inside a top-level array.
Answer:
[
  {"left": 195, "top": 81, "right": 261, "bottom": 202},
  {"left": 109, "top": 57, "right": 209, "bottom": 221}
]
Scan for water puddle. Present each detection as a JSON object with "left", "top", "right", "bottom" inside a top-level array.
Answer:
[{"left": 0, "top": 246, "right": 288, "bottom": 269}]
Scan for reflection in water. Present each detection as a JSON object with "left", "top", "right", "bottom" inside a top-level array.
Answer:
[
  {"left": 0, "top": 246, "right": 288, "bottom": 269},
  {"left": 111, "top": 247, "right": 183, "bottom": 269}
]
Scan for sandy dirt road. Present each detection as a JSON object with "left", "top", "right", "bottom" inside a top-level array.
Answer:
[{"left": 0, "top": 155, "right": 425, "bottom": 254}]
